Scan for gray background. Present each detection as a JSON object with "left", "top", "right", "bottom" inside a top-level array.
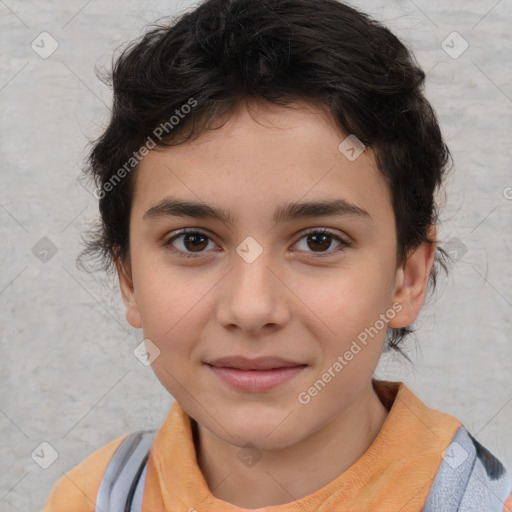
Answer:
[{"left": 1, "top": 0, "right": 511, "bottom": 510}]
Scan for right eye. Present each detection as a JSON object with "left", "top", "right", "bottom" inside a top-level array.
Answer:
[{"left": 163, "top": 228, "right": 218, "bottom": 258}]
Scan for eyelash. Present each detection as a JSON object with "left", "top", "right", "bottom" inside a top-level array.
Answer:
[{"left": 163, "top": 227, "right": 352, "bottom": 259}]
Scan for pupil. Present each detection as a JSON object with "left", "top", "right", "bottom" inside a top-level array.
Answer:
[
  {"left": 309, "top": 234, "right": 330, "bottom": 251},
  {"left": 185, "top": 234, "right": 207, "bottom": 251}
]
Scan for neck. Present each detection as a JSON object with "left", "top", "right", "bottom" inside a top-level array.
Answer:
[{"left": 193, "top": 380, "right": 389, "bottom": 509}]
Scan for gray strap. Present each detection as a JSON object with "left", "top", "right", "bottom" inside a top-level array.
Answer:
[
  {"left": 95, "top": 430, "right": 155, "bottom": 512},
  {"left": 130, "top": 461, "right": 149, "bottom": 511},
  {"left": 422, "top": 426, "right": 476, "bottom": 512},
  {"left": 457, "top": 439, "right": 512, "bottom": 512},
  {"left": 423, "top": 426, "right": 512, "bottom": 512}
]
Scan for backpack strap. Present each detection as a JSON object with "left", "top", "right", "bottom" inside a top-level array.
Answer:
[
  {"left": 95, "top": 430, "right": 156, "bottom": 512},
  {"left": 422, "top": 425, "right": 512, "bottom": 512}
]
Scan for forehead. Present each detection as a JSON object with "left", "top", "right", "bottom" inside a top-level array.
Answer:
[{"left": 131, "top": 99, "right": 393, "bottom": 227}]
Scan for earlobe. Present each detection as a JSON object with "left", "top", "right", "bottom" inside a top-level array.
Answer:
[
  {"left": 114, "top": 256, "right": 142, "bottom": 329},
  {"left": 387, "top": 225, "right": 437, "bottom": 329}
]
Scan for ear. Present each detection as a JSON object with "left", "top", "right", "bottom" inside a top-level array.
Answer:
[
  {"left": 387, "top": 225, "right": 437, "bottom": 329},
  {"left": 114, "top": 255, "right": 142, "bottom": 329}
]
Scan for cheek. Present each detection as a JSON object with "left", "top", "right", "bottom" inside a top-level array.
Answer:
[
  {"left": 300, "top": 267, "right": 392, "bottom": 333},
  {"left": 131, "top": 245, "right": 192, "bottom": 319}
]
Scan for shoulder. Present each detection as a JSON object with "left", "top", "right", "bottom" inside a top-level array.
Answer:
[{"left": 41, "top": 434, "right": 128, "bottom": 512}]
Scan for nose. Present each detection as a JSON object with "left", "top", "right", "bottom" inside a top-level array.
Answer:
[{"left": 215, "top": 249, "right": 291, "bottom": 334}]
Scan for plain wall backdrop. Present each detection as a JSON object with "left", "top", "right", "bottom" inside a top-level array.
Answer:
[{"left": 0, "top": 0, "right": 511, "bottom": 510}]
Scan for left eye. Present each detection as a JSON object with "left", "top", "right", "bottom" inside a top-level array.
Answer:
[
  {"left": 164, "top": 228, "right": 350, "bottom": 258},
  {"left": 292, "top": 228, "right": 350, "bottom": 256}
]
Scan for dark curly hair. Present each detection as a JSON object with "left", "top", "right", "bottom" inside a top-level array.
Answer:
[{"left": 78, "top": 0, "right": 453, "bottom": 361}]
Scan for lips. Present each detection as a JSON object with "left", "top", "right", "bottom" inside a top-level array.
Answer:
[
  {"left": 205, "top": 355, "right": 306, "bottom": 371},
  {"left": 205, "top": 358, "right": 307, "bottom": 392}
]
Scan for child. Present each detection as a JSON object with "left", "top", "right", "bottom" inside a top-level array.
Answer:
[{"left": 43, "top": 0, "right": 512, "bottom": 510}]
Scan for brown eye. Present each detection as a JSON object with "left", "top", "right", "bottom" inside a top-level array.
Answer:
[
  {"left": 293, "top": 228, "right": 351, "bottom": 256},
  {"left": 182, "top": 233, "right": 209, "bottom": 252},
  {"left": 165, "top": 229, "right": 215, "bottom": 257},
  {"left": 306, "top": 233, "right": 332, "bottom": 252}
]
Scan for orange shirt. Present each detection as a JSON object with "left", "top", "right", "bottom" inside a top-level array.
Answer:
[{"left": 43, "top": 379, "right": 467, "bottom": 511}]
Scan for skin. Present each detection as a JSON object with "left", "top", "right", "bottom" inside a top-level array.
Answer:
[{"left": 116, "top": 98, "right": 436, "bottom": 508}]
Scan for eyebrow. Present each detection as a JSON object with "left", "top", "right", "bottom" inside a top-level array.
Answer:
[{"left": 142, "top": 197, "right": 372, "bottom": 225}]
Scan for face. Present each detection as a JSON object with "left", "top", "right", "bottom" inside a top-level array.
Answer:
[{"left": 117, "top": 99, "right": 434, "bottom": 450}]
